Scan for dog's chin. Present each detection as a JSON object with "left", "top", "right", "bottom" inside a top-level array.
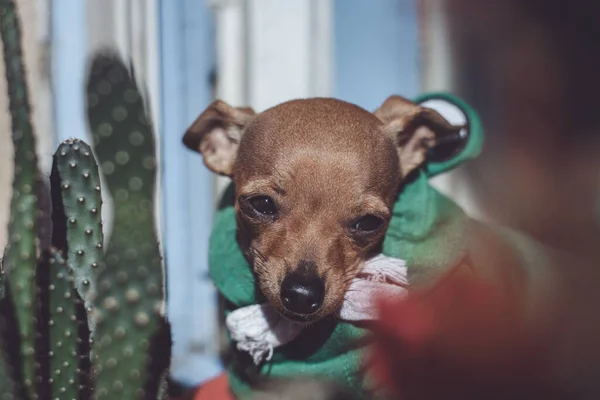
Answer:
[{"left": 278, "top": 309, "right": 323, "bottom": 324}]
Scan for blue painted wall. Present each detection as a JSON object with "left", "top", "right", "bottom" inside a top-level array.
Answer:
[
  {"left": 51, "top": 0, "right": 87, "bottom": 145},
  {"left": 159, "top": 0, "right": 220, "bottom": 387},
  {"left": 333, "top": 0, "right": 421, "bottom": 111}
]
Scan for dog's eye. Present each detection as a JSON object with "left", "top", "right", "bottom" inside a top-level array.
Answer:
[
  {"left": 249, "top": 196, "right": 278, "bottom": 216},
  {"left": 351, "top": 215, "right": 384, "bottom": 233}
]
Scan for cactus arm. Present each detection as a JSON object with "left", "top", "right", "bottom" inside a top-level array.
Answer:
[
  {"left": 34, "top": 247, "right": 89, "bottom": 399},
  {"left": 37, "top": 247, "right": 88, "bottom": 400},
  {"left": 50, "top": 139, "right": 104, "bottom": 332},
  {"left": 87, "top": 53, "right": 169, "bottom": 400},
  {"left": 0, "top": 1, "right": 41, "bottom": 396}
]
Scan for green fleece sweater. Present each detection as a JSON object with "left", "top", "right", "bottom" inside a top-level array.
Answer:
[{"left": 208, "top": 92, "right": 484, "bottom": 399}]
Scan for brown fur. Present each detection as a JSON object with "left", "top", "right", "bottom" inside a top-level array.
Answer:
[{"left": 183, "top": 96, "right": 461, "bottom": 321}]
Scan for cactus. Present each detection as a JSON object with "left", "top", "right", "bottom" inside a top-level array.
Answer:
[
  {"left": 48, "top": 248, "right": 88, "bottom": 399},
  {"left": 0, "top": 0, "right": 43, "bottom": 396},
  {"left": 35, "top": 247, "right": 89, "bottom": 400},
  {"left": 87, "top": 53, "right": 169, "bottom": 400},
  {"left": 0, "top": 1, "right": 171, "bottom": 399},
  {"left": 50, "top": 139, "right": 104, "bottom": 322}
]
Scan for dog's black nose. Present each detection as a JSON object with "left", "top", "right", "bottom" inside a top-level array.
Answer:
[{"left": 280, "top": 261, "right": 324, "bottom": 316}]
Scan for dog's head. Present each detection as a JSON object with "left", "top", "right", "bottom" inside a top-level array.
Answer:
[{"left": 183, "top": 96, "right": 460, "bottom": 322}]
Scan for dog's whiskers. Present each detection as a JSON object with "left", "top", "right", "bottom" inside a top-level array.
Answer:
[{"left": 250, "top": 245, "right": 269, "bottom": 263}]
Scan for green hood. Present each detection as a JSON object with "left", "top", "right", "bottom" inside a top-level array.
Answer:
[{"left": 208, "top": 92, "right": 484, "bottom": 399}]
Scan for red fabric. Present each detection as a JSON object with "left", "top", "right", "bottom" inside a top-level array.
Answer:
[
  {"left": 190, "top": 373, "right": 234, "bottom": 400},
  {"left": 370, "top": 270, "right": 557, "bottom": 399}
]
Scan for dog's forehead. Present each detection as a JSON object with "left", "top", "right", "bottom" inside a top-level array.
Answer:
[
  {"left": 245, "top": 98, "right": 384, "bottom": 146},
  {"left": 234, "top": 98, "right": 400, "bottom": 196}
]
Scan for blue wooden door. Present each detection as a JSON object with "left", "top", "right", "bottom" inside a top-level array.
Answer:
[{"left": 334, "top": 0, "right": 421, "bottom": 109}]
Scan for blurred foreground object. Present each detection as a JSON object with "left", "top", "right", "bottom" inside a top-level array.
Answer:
[
  {"left": 372, "top": 251, "right": 600, "bottom": 400},
  {"left": 383, "top": 2, "right": 600, "bottom": 397},
  {"left": 372, "top": 269, "right": 556, "bottom": 399}
]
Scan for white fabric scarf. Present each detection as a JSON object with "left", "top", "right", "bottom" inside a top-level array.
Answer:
[{"left": 226, "top": 254, "right": 408, "bottom": 365}]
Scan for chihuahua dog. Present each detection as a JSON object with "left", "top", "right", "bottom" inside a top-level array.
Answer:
[{"left": 183, "top": 96, "right": 460, "bottom": 323}]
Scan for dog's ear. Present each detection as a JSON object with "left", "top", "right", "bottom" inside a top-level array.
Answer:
[
  {"left": 375, "top": 95, "right": 463, "bottom": 177},
  {"left": 183, "top": 100, "right": 256, "bottom": 176}
]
